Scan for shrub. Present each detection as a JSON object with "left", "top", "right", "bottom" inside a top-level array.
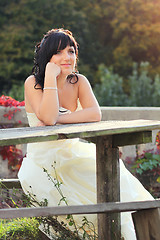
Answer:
[
  {"left": 0, "top": 218, "right": 40, "bottom": 240},
  {"left": 93, "top": 64, "right": 128, "bottom": 106},
  {"left": 94, "top": 62, "right": 160, "bottom": 107}
]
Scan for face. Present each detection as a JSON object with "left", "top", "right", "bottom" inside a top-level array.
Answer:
[{"left": 50, "top": 45, "right": 76, "bottom": 76}]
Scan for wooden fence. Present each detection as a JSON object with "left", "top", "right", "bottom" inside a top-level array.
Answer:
[{"left": 1, "top": 119, "right": 160, "bottom": 239}]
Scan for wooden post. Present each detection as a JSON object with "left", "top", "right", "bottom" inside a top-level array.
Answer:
[
  {"left": 132, "top": 208, "right": 160, "bottom": 240},
  {"left": 96, "top": 136, "right": 121, "bottom": 240}
]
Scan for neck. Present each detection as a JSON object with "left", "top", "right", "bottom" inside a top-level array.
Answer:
[{"left": 57, "top": 74, "right": 68, "bottom": 89}]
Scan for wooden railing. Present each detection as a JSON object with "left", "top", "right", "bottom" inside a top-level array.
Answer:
[{"left": 1, "top": 119, "right": 160, "bottom": 239}]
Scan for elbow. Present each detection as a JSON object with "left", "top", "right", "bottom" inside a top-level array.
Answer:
[
  {"left": 36, "top": 109, "right": 59, "bottom": 126},
  {"left": 44, "top": 120, "right": 56, "bottom": 126},
  {"left": 39, "top": 115, "right": 58, "bottom": 126},
  {"left": 96, "top": 111, "right": 102, "bottom": 122},
  {"left": 44, "top": 117, "right": 57, "bottom": 126},
  {"left": 92, "top": 108, "right": 102, "bottom": 122}
]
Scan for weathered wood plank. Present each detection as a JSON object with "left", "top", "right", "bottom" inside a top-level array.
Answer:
[
  {"left": 0, "top": 200, "right": 160, "bottom": 219},
  {"left": 112, "top": 131, "right": 152, "bottom": 147},
  {"left": 59, "top": 120, "right": 160, "bottom": 140},
  {"left": 0, "top": 120, "right": 160, "bottom": 239},
  {"left": 0, "top": 126, "right": 59, "bottom": 146},
  {"left": 0, "top": 179, "right": 21, "bottom": 189},
  {"left": 0, "top": 120, "right": 160, "bottom": 146},
  {"left": 96, "top": 136, "right": 120, "bottom": 240},
  {"left": 132, "top": 208, "right": 160, "bottom": 240}
]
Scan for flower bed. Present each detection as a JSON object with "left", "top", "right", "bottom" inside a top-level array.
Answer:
[
  {"left": 0, "top": 95, "right": 25, "bottom": 177},
  {"left": 125, "top": 135, "right": 160, "bottom": 198}
]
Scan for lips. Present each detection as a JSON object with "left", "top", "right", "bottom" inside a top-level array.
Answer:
[{"left": 61, "top": 64, "right": 71, "bottom": 67}]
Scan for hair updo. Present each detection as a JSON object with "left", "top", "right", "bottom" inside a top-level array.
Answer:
[{"left": 32, "top": 28, "right": 79, "bottom": 89}]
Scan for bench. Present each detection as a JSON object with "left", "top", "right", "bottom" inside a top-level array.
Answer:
[{"left": 1, "top": 119, "right": 160, "bottom": 239}]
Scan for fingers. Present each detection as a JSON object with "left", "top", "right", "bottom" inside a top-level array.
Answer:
[{"left": 46, "top": 62, "right": 61, "bottom": 78}]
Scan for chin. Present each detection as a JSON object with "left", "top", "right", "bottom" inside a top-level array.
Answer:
[{"left": 62, "top": 69, "right": 73, "bottom": 76}]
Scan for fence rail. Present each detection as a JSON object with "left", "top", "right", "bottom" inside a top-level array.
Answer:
[{"left": 1, "top": 120, "right": 160, "bottom": 239}]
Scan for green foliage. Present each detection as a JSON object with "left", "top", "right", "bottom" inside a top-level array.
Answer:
[
  {"left": 42, "top": 166, "right": 98, "bottom": 239},
  {"left": 152, "top": 74, "right": 160, "bottom": 107},
  {"left": 1, "top": 0, "right": 160, "bottom": 101},
  {"left": 128, "top": 62, "right": 153, "bottom": 106},
  {"left": 132, "top": 152, "right": 160, "bottom": 175},
  {"left": 94, "top": 62, "right": 160, "bottom": 106},
  {"left": 3, "top": 83, "right": 24, "bottom": 102},
  {"left": 130, "top": 149, "right": 160, "bottom": 198},
  {"left": 128, "top": 62, "right": 160, "bottom": 106},
  {"left": 0, "top": 218, "right": 40, "bottom": 240},
  {"left": 111, "top": 0, "right": 160, "bottom": 77},
  {"left": 0, "top": 0, "right": 93, "bottom": 93},
  {"left": 93, "top": 64, "right": 128, "bottom": 106}
]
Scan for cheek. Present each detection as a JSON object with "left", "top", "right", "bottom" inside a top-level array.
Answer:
[
  {"left": 72, "top": 57, "right": 76, "bottom": 66},
  {"left": 50, "top": 55, "right": 57, "bottom": 64}
]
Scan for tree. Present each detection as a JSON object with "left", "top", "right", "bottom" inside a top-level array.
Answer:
[
  {"left": 0, "top": 0, "right": 90, "bottom": 93},
  {"left": 111, "top": 0, "right": 160, "bottom": 77},
  {"left": 1, "top": 0, "right": 160, "bottom": 102},
  {"left": 94, "top": 62, "right": 160, "bottom": 107}
]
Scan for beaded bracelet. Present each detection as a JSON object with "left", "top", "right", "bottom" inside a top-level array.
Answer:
[{"left": 43, "top": 87, "right": 57, "bottom": 90}]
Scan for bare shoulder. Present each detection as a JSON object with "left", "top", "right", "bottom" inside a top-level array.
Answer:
[
  {"left": 25, "top": 75, "right": 36, "bottom": 88},
  {"left": 25, "top": 75, "right": 42, "bottom": 91},
  {"left": 77, "top": 74, "right": 91, "bottom": 87},
  {"left": 25, "top": 75, "right": 36, "bottom": 85}
]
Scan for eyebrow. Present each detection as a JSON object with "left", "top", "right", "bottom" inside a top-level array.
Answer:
[
  {"left": 57, "top": 46, "right": 75, "bottom": 51},
  {"left": 68, "top": 46, "right": 74, "bottom": 49}
]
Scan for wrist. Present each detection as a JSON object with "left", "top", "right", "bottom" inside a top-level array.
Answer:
[
  {"left": 43, "top": 87, "right": 57, "bottom": 90},
  {"left": 44, "top": 75, "right": 57, "bottom": 86}
]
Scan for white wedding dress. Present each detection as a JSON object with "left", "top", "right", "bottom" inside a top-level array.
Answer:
[{"left": 18, "top": 109, "right": 154, "bottom": 239}]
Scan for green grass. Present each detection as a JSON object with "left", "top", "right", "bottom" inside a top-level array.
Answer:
[{"left": 0, "top": 217, "right": 40, "bottom": 240}]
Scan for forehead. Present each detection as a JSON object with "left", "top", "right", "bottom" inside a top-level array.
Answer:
[
  {"left": 67, "top": 45, "right": 74, "bottom": 49},
  {"left": 57, "top": 35, "right": 75, "bottom": 48},
  {"left": 58, "top": 45, "right": 74, "bottom": 51}
]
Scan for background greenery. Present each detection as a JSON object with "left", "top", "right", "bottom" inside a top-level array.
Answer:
[
  {"left": 1, "top": 0, "right": 160, "bottom": 105},
  {"left": 0, "top": 218, "right": 40, "bottom": 240}
]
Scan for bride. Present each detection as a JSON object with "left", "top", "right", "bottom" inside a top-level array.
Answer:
[{"left": 18, "top": 28, "right": 154, "bottom": 239}]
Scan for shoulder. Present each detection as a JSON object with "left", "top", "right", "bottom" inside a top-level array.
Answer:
[
  {"left": 77, "top": 74, "right": 92, "bottom": 92},
  {"left": 77, "top": 74, "right": 91, "bottom": 87},
  {"left": 25, "top": 75, "right": 41, "bottom": 90},
  {"left": 25, "top": 75, "right": 36, "bottom": 88}
]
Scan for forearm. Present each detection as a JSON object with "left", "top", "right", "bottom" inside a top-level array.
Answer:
[
  {"left": 38, "top": 92, "right": 59, "bottom": 125},
  {"left": 37, "top": 70, "right": 59, "bottom": 125},
  {"left": 57, "top": 107, "right": 101, "bottom": 124}
]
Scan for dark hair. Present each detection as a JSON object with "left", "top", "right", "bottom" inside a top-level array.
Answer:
[{"left": 32, "top": 28, "right": 79, "bottom": 89}]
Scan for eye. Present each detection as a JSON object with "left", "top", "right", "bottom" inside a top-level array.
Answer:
[{"left": 69, "top": 49, "right": 75, "bottom": 54}]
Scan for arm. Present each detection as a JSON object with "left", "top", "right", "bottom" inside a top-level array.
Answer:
[
  {"left": 25, "top": 63, "right": 61, "bottom": 125},
  {"left": 57, "top": 74, "right": 102, "bottom": 124}
]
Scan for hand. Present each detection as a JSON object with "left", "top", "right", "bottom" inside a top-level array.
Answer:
[{"left": 45, "top": 62, "right": 61, "bottom": 79}]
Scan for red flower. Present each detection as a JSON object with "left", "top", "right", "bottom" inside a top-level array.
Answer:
[
  {"left": 0, "top": 145, "right": 24, "bottom": 171},
  {"left": 0, "top": 95, "right": 25, "bottom": 120},
  {"left": 0, "top": 95, "right": 25, "bottom": 171},
  {"left": 0, "top": 95, "right": 25, "bottom": 107}
]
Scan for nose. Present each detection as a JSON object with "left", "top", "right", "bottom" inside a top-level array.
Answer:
[{"left": 63, "top": 51, "right": 70, "bottom": 60}]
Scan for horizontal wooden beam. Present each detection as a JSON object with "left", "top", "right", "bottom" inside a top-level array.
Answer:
[
  {"left": 0, "top": 126, "right": 59, "bottom": 146},
  {"left": 0, "top": 120, "right": 160, "bottom": 146},
  {"left": 0, "top": 179, "right": 21, "bottom": 189},
  {"left": 112, "top": 131, "right": 152, "bottom": 147},
  {"left": 0, "top": 200, "right": 160, "bottom": 219}
]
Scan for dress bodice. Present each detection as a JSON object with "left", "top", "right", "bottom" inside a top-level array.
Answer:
[{"left": 26, "top": 107, "right": 71, "bottom": 127}]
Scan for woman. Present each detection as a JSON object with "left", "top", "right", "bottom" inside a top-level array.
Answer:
[{"left": 18, "top": 28, "right": 153, "bottom": 239}]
